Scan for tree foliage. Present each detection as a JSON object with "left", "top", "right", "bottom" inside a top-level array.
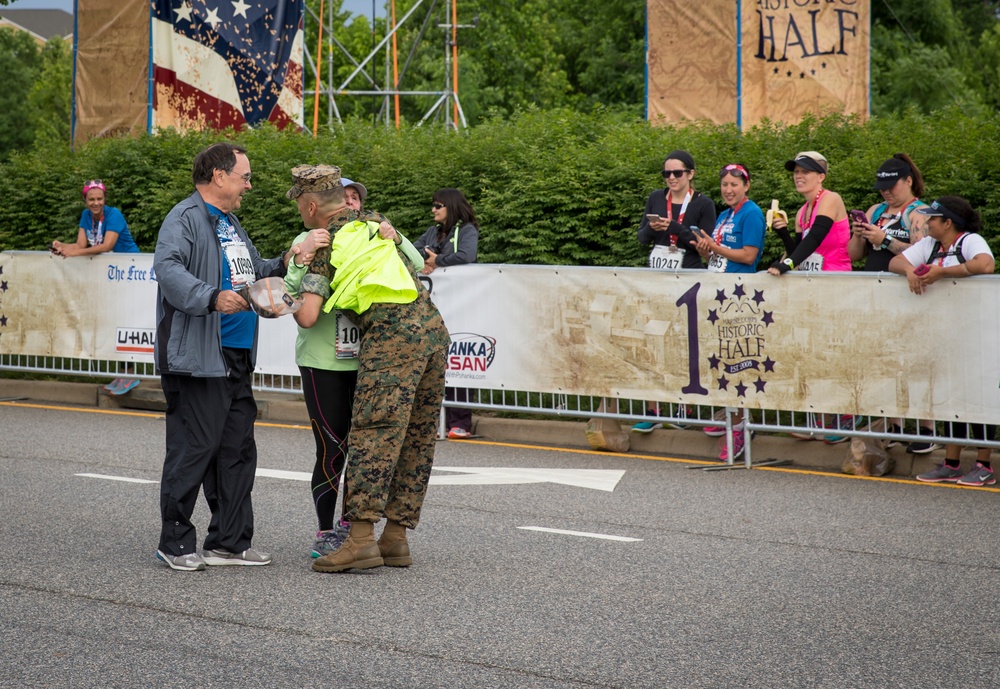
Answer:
[{"left": 3, "top": 108, "right": 999, "bottom": 274}]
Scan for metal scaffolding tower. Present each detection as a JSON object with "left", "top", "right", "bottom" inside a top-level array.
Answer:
[{"left": 302, "top": 0, "right": 475, "bottom": 131}]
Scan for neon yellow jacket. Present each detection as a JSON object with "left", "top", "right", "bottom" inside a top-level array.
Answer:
[{"left": 323, "top": 220, "right": 418, "bottom": 314}]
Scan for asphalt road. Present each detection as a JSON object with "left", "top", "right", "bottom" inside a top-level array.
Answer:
[{"left": 1, "top": 401, "right": 997, "bottom": 688}]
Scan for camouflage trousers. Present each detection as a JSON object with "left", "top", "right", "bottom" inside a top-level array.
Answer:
[{"left": 343, "top": 348, "right": 447, "bottom": 528}]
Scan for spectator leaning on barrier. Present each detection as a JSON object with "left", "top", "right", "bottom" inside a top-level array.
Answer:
[
  {"left": 848, "top": 154, "right": 938, "bottom": 454},
  {"left": 693, "top": 163, "right": 767, "bottom": 461},
  {"left": 412, "top": 188, "right": 480, "bottom": 439},
  {"left": 282, "top": 167, "right": 425, "bottom": 562},
  {"left": 152, "top": 142, "right": 290, "bottom": 572},
  {"left": 768, "top": 151, "right": 855, "bottom": 443},
  {"left": 888, "top": 196, "right": 997, "bottom": 486},
  {"left": 633, "top": 149, "right": 717, "bottom": 433},
  {"left": 288, "top": 164, "right": 451, "bottom": 573},
  {"left": 52, "top": 179, "right": 142, "bottom": 395}
]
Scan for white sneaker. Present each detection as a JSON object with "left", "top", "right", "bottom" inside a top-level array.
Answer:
[{"left": 201, "top": 547, "right": 272, "bottom": 566}]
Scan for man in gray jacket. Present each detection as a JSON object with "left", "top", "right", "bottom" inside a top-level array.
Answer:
[{"left": 153, "top": 142, "right": 287, "bottom": 571}]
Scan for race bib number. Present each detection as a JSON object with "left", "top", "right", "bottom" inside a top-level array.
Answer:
[
  {"left": 223, "top": 242, "right": 255, "bottom": 289},
  {"left": 707, "top": 253, "right": 728, "bottom": 273},
  {"left": 649, "top": 244, "right": 684, "bottom": 271},
  {"left": 797, "top": 252, "right": 825, "bottom": 272},
  {"left": 335, "top": 312, "right": 360, "bottom": 359}
]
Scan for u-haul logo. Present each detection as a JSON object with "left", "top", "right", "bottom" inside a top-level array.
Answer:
[{"left": 116, "top": 328, "right": 155, "bottom": 354}]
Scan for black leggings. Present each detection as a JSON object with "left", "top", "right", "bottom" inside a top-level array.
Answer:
[{"left": 299, "top": 366, "right": 357, "bottom": 531}]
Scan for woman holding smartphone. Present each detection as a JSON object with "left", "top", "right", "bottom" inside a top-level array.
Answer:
[
  {"left": 637, "top": 150, "right": 716, "bottom": 271},
  {"left": 693, "top": 163, "right": 766, "bottom": 460}
]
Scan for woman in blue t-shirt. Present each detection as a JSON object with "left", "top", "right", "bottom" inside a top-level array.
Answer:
[
  {"left": 52, "top": 179, "right": 140, "bottom": 257},
  {"left": 694, "top": 163, "right": 766, "bottom": 274}
]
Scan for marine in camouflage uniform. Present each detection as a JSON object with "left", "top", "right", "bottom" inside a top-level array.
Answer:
[{"left": 287, "top": 165, "right": 450, "bottom": 572}]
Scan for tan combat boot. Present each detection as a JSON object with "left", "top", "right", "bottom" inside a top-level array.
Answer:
[
  {"left": 312, "top": 521, "right": 383, "bottom": 572},
  {"left": 377, "top": 520, "right": 412, "bottom": 567}
]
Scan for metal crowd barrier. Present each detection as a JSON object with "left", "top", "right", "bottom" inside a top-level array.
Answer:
[{"left": 3, "top": 353, "right": 997, "bottom": 468}]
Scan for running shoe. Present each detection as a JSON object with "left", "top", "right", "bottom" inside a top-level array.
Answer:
[
  {"left": 884, "top": 424, "right": 903, "bottom": 449},
  {"left": 156, "top": 549, "right": 206, "bottom": 572},
  {"left": 703, "top": 426, "right": 726, "bottom": 437},
  {"left": 104, "top": 378, "right": 124, "bottom": 393},
  {"left": 663, "top": 405, "right": 690, "bottom": 430},
  {"left": 906, "top": 428, "right": 942, "bottom": 454},
  {"left": 915, "top": 462, "right": 963, "bottom": 483},
  {"left": 788, "top": 412, "right": 821, "bottom": 440},
  {"left": 956, "top": 463, "right": 996, "bottom": 487},
  {"left": 718, "top": 430, "right": 753, "bottom": 462},
  {"left": 824, "top": 415, "right": 861, "bottom": 445},
  {"left": 111, "top": 378, "right": 140, "bottom": 395},
  {"left": 311, "top": 523, "right": 350, "bottom": 558},
  {"left": 447, "top": 427, "right": 473, "bottom": 439},
  {"left": 630, "top": 421, "right": 663, "bottom": 434},
  {"left": 201, "top": 547, "right": 272, "bottom": 566}
]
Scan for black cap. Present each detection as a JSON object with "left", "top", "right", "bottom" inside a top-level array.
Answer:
[
  {"left": 665, "top": 150, "right": 696, "bottom": 170},
  {"left": 872, "top": 158, "right": 911, "bottom": 190}
]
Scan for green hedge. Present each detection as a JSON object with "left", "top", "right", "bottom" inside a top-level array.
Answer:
[{"left": 2, "top": 106, "right": 999, "bottom": 269}]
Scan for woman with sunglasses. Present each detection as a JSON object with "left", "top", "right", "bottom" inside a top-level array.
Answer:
[
  {"left": 767, "top": 151, "right": 850, "bottom": 276},
  {"left": 52, "top": 179, "right": 140, "bottom": 257},
  {"left": 638, "top": 150, "right": 716, "bottom": 271},
  {"left": 888, "top": 196, "right": 996, "bottom": 486},
  {"left": 692, "top": 164, "right": 767, "bottom": 460},
  {"left": 412, "top": 188, "right": 480, "bottom": 439}
]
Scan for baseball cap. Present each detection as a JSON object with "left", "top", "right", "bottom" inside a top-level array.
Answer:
[
  {"left": 872, "top": 158, "right": 911, "bottom": 190},
  {"left": 784, "top": 151, "right": 828, "bottom": 174},
  {"left": 341, "top": 177, "right": 368, "bottom": 202}
]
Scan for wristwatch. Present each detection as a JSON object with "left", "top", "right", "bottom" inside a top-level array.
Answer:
[{"left": 879, "top": 235, "right": 893, "bottom": 251}]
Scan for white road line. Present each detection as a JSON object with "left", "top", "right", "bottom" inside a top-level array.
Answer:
[
  {"left": 74, "top": 473, "right": 158, "bottom": 484},
  {"left": 517, "top": 526, "right": 642, "bottom": 542}
]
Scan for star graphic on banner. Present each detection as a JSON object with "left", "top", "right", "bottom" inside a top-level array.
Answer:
[
  {"left": 174, "top": 1, "right": 193, "bottom": 23},
  {"left": 762, "top": 311, "right": 774, "bottom": 326},
  {"left": 754, "top": 377, "right": 767, "bottom": 393},
  {"left": 718, "top": 375, "right": 729, "bottom": 391},
  {"left": 733, "top": 283, "right": 745, "bottom": 299},
  {"left": 752, "top": 289, "right": 765, "bottom": 306},
  {"left": 1, "top": 281, "right": 7, "bottom": 292},
  {"left": 707, "top": 309, "right": 719, "bottom": 325},
  {"left": 786, "top": 70, "right": 792, "bottom": 77},
  {"left": 762, "top": 356, "right": 776, "bottom": 373},
  {"left": 735, "top": 382, "right": 748, "bottom": 398},
  {"left": 707, "top": 354, "right": 720, "bottom": 370},
  {"left": 715, "top": 288, "right": 727, "bottom": 304},
  {"left": 773, "top": 67, "right": 779, "bottom": 74},
  {"left": 204, "top": 6, "right": 223, "bottom": 30},
  {"left": 232, "top": 0, "right": 251, "bottom": 18},
  {"left": 0, "top": 314, "right": 6, "bottom": 327}
]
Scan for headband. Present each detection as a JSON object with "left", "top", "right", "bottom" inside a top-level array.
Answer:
[{"left": 720, "top": 164, "right": 750, "bottom": 181}]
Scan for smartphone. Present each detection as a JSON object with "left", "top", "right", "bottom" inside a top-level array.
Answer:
[
  {"left": 913, "top": 264, "right": 930, "bottom": 276},
  {"left": 849, "top": 210, "right": 868, "bottom": 225},
  {"left": 646, "top": 214, "right": 664, "bottom": 223}
]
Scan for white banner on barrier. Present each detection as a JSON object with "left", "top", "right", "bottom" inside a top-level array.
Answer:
[{"left": 1, "top": 252, "right": 998, "bottom": 423}]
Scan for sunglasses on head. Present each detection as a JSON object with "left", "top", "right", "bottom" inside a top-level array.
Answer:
[
  {"left": 661, "top": 169, "right": 690, "bottom": 179},
  {"left": 431, "top": 202, "right": 445, "bottom": 210},
  {"left": 719, "top": 164, "right": 749, "bottom": 181}
]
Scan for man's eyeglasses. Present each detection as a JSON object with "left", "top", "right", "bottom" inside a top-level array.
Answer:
[
  {"left": 661, "top": 169, "right": 689, "bottom": 179},
  {"left": 229, "top": 170, "right": 252, "bottom": 183},
  {"left": 431, "top": 202, "right": 445, "bottom": 210}
]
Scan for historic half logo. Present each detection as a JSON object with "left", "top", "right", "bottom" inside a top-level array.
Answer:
[
  {"left": 705, "top": 283, "right": 774, "bottom": 397},
  {"left": 447, "top": 332, "right": 496, "bottom": 380}
]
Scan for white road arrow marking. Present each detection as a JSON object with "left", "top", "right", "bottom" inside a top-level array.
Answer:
[
  {"left": 78, "top": 467, "right": 626, "bottom": 493},
  {"left": 518, "top": 526, "right": 642, "bottom": 542},
  {"left": 429, "top": 467, "right": 625, "bottom": 492}
]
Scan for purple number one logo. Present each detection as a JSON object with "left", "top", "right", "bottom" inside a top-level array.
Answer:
[{"left": 676, "top": 282, "right": 708, "bottom": 395}]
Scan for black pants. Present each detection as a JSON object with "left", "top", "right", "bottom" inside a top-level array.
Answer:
[
  {"left": 158, "top": 349, "right": 258, "bottom": 557},
  {"left": 299, "top": 365, "right": 357, "bottom": 531}
]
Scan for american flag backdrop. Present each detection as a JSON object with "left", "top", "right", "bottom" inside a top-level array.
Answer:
[{"left": 151, "top": 0, "right": 304, "bottom": 131}]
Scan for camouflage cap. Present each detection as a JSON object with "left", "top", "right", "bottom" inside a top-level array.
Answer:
[{"left": 286, "top": 164, "right": 342, "bottom": 199}]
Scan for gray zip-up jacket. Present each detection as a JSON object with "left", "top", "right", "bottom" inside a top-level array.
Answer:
[{"left": 153, "top": 191, "right": 285, "bottom": 377}]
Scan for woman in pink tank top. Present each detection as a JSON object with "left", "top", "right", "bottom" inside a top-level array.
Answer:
[{"left": 767, "top": 151, "right": 851, "bottom": 275}]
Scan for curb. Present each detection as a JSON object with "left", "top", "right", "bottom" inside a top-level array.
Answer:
[{"left": 0, "top": 379, "right": 952, "bottom": 479}]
